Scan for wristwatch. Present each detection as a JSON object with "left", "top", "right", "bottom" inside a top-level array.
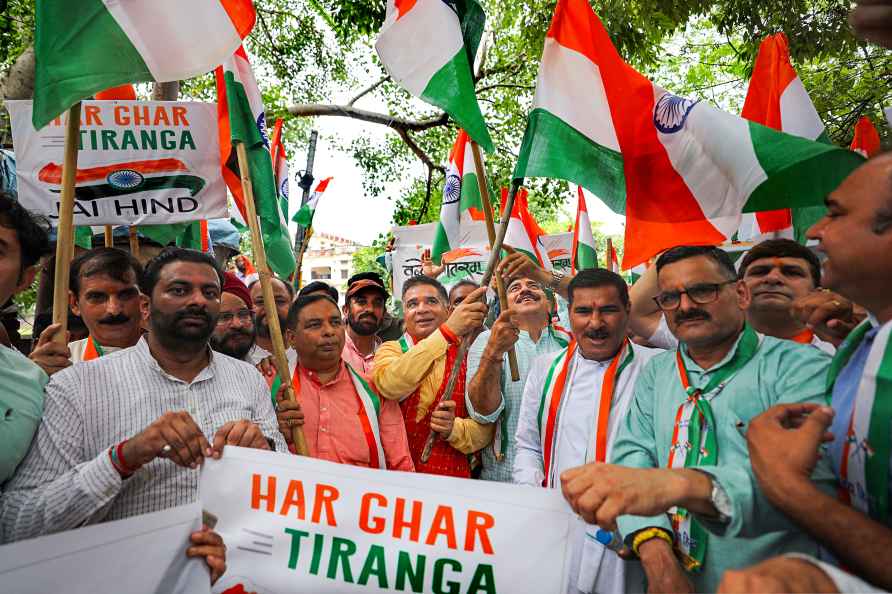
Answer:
[
  {"left": 708, "top": 477, "right": 732, "bottom": 523},
  {"left": 548, "top": 270, "right": 565, "bottom": 290}
]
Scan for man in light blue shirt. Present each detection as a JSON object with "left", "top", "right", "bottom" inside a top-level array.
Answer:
[{"left": 0, "top": 193, "right": 51, "bottom": 486}]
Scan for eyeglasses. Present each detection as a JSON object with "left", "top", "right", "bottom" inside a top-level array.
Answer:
[
  {"left": 653, "top": 280, "right": 736, "bottom": 310},
  {"left": 216, "top": 309, "right": 254, "bottom": 325}
]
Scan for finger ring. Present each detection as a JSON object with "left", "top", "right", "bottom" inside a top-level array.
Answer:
[{"left": 161, "top": 444, "right": 172, "bottom": 455}]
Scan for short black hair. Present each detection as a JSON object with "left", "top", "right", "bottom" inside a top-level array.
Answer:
[
  {"left": 348, "top": 271, "right": 385, "bottom": 287},
  {"left": 0, "top": 192, "right": 51, "bottom": 273},
  {"left": 249, "top": 275, "right": 295, "bottom": 298},
  {"left": 402, "top": 275, "right": 448, "bottom": 303},
  {"left": 738, "top": 239, "right": 821, "bottom": 287},
  {"left": 448, "top": 280, "right": 479, "bottom": 302},
  {"left": 140, "top": 247, "right": 224, "bottom": 296},
  {"left": 298, "top": 280, "right": 338, "bottom": 302},
  {"left": 286, "top": 293, "right": 340, "bottom": 329},
  {"left": 656, "top": 245, "right": 737, "bottom": 281},
  {"left": 70, "top": 247, "right": 144, "bottom": 295},
  {"left": 567, "top": 268, "right": 629, "bottom": 307}
]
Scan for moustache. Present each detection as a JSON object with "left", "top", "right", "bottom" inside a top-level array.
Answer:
[
  {"left": 583, "top": 328, "right": 611, "bottom": 340},
  {"left": 673, "top": 309, "right": 712, "bottom": 324},
  {"left": 516, "top": 291, "right": 540, "bottom": 303},
  {"left": 175, "top": 307, "right": 211, "bottom": 324},
  {"left": 223, "top": 327, "right": 254, "bottom": 340},
  {"left": 98, "top": 314, "right": 131, "bottom": 325}
]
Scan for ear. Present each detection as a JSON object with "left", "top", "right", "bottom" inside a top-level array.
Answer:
[
  {"left": 13, "top": 265, "right": 38, "bottom": 295},
  {"left": 69, "top": 290, "right": 81, "bottom": 316},
  {"left": 342, "top": 302, "right": 349, "bottom": 317},
  {"left": 140, "top": 294, "right": 151, "bottom": 322},
  {"left": 285, "top": 327, "right": 297, "bottom": 349},
  {"left": 736, "top": 279, "right": 751, "bottom": 310}
]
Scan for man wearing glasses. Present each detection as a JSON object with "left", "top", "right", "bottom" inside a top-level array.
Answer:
[
  {"left": 209, "top": 272, "right": 256, "bottom": 361},
  {"left": 559, "top": 246, "right": 831, "bottom": 593}
]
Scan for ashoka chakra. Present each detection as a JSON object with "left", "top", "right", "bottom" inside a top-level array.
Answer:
[
  {"left": 107, "top": 169, "right": 145, "bottom": 190},
  {"left": 653, "top": 93, "right": 699, "bottom": 134},
  {"left": 443, "top": 174, "right": 461, "bottom": 204}
]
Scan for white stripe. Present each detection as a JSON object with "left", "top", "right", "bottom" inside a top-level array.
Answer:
[
  {"left": 779, "top": 77, "right": 825, "bottom": 141},
  {"left": 438, "top": 158, "right": 462, "bottom": 249},
  {"left": 577, "top": 208, "right": 596, "bottom": 250},
  {"left": 534, "top": 39, "right": 620, "bottom": 152},
  {"left": 375, "top": 0, "right": 463, "bottom": 96},
  {"left": 654, "top": 86, "right": 767, "bottom": 239},
  {"left": 737, "top": 212, "right": 794, "bottom": 241},
  {"left": 504, "top": 216, "right": 537, "bottom": 258},
  {"left": 103, "top": 0, "right": 241, "bottom": 82},
  {"left": 347, "top": 369, "right": 387, "bottom": 469}
]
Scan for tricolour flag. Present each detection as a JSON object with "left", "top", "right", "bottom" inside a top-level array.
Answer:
[
  {"left": 737, "top": 33, "right": 827, "bottom": 243},
  {"left": 500, "top": 187, "right": 552, "bottom": 270},
  {"left": 571, "top": 186, "right": 598, "bottom": 273},
  {"left": 513, "top": 0, "right": 863, "bottom": 268},
  {"left": 215, "top": 46, "right": 294, "bottom": 278},
  {"left": 431, "top": 129, "right": 486, "bottom": 264},
  {"left": 607, "top": 239, "right": 619, "bottom": 274},
  {"left": 375, "top": 0, "right": 493, "bottom": 152},
  {"left": 33, "top": 0, "right": 255, "bottom": 129},
  {"left": 94, "top": 84, "right": 137, "bottom": 101},
  {"left": 270, "top": 118, "right": 290, "bottom": 218},
  {"left": 850, "top": 116, "right": 881, "bottom": 158},
  {"left": 294, "top": 177, "right": 332, "bottom": 227}
]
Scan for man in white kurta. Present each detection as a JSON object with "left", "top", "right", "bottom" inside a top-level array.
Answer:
[{"left": 514, "top": 269, "right": 661, "bottom": 594}]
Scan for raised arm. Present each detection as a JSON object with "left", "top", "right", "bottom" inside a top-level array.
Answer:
[{"left": 628, "top": 263, "right": 663, "bottom": 340}]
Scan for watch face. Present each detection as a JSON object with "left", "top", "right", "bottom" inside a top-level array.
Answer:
[{"left": 712, "top": 482, "right": 733, "bottom": 519}]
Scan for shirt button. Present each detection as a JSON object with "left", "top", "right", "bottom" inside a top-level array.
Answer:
[
  {"left": 321, "top": 407, "right": 327, "bottom": 412},
  {"left": 321, "top": 427, "right": 327, "bottom": 432}
]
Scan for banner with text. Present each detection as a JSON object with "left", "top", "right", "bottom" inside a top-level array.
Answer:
[
  {"left": 391, "top": 223, "right": 573, "bottom": 302},
  {"left": 202, "top": 447, "right": 572, "bottom": 594},
  {"left": 7, "top": 100, "right": 227, "bottom": 226}
]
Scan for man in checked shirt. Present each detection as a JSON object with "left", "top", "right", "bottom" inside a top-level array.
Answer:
[{"left": 1, "top": 247, "right": 286, "bottom": 586}]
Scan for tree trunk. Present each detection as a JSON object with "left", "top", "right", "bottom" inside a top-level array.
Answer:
[
  {"left": 151, "top": 81, "right": 180, "bottom": 101},
  {"left": 0, "top": 46, "right": 36, "bottom": 100}
]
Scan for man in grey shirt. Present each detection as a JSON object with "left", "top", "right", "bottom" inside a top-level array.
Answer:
[{"left": 1, "top": 247, "right": 285, "bottom": 585}]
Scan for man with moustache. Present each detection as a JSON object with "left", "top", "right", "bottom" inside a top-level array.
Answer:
[
  {"left": 559, "top": 246, "right": 831, "bottom": 593},
  {"left": 342, "top": 278, "right": 388, "bottom": 375},
  {"left": 209, "top": 272, "right": 256, "bottom": 361},
  {"left": 1, "top": 248, "right": 284, "bottom": 587},
  {"left": 29, "top": 248, "right": 144, "bottom": 375},
  {"left": 274, "top": 293, "right": 413, "bottom": 470},
  {"left": 248, "top": 275, "right": 296, "bottom": 367},
  {"left": 513, "top": 269, "right": 660, "bottom": 594},
  {"left": 629, "top": 239, "right": 854, "bottom": 354}
]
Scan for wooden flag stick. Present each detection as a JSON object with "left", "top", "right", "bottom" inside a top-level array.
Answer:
[
  {"left": 128, "top": 226, "right": 140, "bottom": 259},
  {"left": 51, "top": 103, "right": 82, "bottom": 345},
  {"left": 420, "top": 179, "right": 522, "bottom": 463},
  {"left": 235, "top": 141, "right": 309, "bottom": 455},
  {"left": 469, "top": 141, "right": 520, "bottom": 382},
  {"left": 103, "top": 225, "right": 113, "bottom": 247},
  {"left": 294, "top": 226, "right": 312, "bottom": 289}
]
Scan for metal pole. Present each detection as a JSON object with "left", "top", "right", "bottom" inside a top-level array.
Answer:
[{"left": 293, "top": 130, "right": 318, "bottom": 287}]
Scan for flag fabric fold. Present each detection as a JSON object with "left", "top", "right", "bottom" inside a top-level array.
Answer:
[
  {"left": 850, "top": 116, "right": 881, "bottom": 158},
  {"left": 375, "top": 0, "right": 493, "bottom": 151},
  {"left": 500, "top": 187, "right": 552, "bottom": 270},
  {"left": 431, "top": 129, "right": 485, "bottom": 264},
  {"left": 571, "top": 186, "right": 598, "bottom": 272},
  {"left": 270, "top": 118, "right": 291, "bottom": 218},
  {"left": 33, "top": 0, "right": 255, "bottom": 129},
  {"left": 514, "top": 0, "right": 863, "bottom": 268},
  {"left": 215, "top": 46, "right": 294, "bottom": 278},
  {"left": 294, "top": 177, "right": 333, "bottom": 227}
]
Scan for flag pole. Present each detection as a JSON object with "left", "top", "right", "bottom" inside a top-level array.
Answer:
[
  {"left": 235, "top": 141, "right": 309, "bottom": 456},
  {"left": 607, "top": 238, "right": 614, "bottom": 272},
  {"left": 420, "top": 178, "right": 522, "bottom": 463},
  {"left": 51, "top": 103, "right": 82, "bottom": 345},
  {"left": 128, "top": 226, "right": 140, "bottom": 259},
  {"left": 103, "top": 225, "right": 113, "bottom": 247},
  {"left": 294, "top": 226, "right": 312, "bottom": 289},
  {"left": 469, "top": 141, "right": 520, "bottom": 382}
]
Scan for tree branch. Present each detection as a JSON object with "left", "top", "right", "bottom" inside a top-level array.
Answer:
[
  {"left": 395, "top": 128, "right": 446, "bottom": 174},
  {"left": 348, "top": 76, "right": 389, "bottom": 106},
  {"left": 286, "top": 103, "right": 448, "bottom": 132},
  {"left": 476, "top": 82, "right": 535, "bottom": 94}
]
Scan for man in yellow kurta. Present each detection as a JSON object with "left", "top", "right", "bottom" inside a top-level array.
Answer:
[{"left": 373, "top": 276, "right": 493, "bottom": 477}]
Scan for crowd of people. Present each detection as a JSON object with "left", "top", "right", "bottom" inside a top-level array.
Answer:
[{"left": 0, "top": 150, "right": 891, "bottom": 592}]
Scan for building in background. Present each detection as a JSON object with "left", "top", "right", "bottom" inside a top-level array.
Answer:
[{"left": 300, "top": 233, "right": 364, "bottom": 298}]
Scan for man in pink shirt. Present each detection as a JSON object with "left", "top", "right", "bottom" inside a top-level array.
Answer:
[
  {"left": 341, "top": 277, "right": 388, "bottom": 375},
  {"left": 275, "top": 293, "right": 414, "bottom": 471}
]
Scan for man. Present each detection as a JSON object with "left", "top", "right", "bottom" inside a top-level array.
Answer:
[
  {"left": 209, "top": 272, "right": 256, "bottom": 361},
  {"left": 447, "top": 280, "right": 479, "bottom": 311},
  {"left": 560, "top": 245, "right": 831, "bottom": 593},
  {"left": 1, "top": 247, "right": 284, "bottom": 587},
  {"left": 248, "top": 275, "right": 296, "bottom": 366},
  {"left": 349, "top": 271, "right": 404, "bottom": 341},
  {"left": 342, "top": 277, "right": 388, "bottom": 374},
  {"left": 630, "top": 239, "right": 853, "bottom": 354},
  {"left": 30, "top": 248, "right": 144, "bottom": 376},
  {"left": 466, "top": 253, "right": 572, "bottom": 482},
  {"left": 0, "top": 193, "right": 51, "bottom": 485},
  {"left": 373, "top": 276, "right": 492, "bottom": 476},
  {"left": 274, "top": 293, "right": 413, "bottom": 470},
  {"left": 719, "top": 154, "right": 892, "bottom": 592},
  {"left": 298, "top": 280, "right": 339, "bottom": 302},
  {"left": 514, "top": 269, "right": 661, "bottom": 594}
]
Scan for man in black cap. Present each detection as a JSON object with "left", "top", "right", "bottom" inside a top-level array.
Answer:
[{"left": 342, "top": 276, "right": 388, "bottom": 374}]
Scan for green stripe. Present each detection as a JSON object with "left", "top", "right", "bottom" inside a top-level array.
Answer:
[
  {"left": 867, "top": 335, "right": 892, "bottom": 521},
  {"left": 348, "top": 365, "right": 381, "bottom": 417},
  {"left": 459, "top": 172, "right": 482, "bottom": 212},
  {"left": 454, "top": 0, "right": 485, "bottom": 69},
  {"left": 537, "top": 349, "right": 566, "bottom": 433},
  {"left": 576, "top": 243, "right": 598, "bottom": 270},
  {"left": 514, "top": 108, "right": 626, "bottom": 215},
  {"left": 294, "top": 204, "right": 315, "bottom": 226},
  {"left": 431, "top": 222, "right": 452, "bottom": 265},
  {"left": 421, "top": 49, "right": 493, "bottom": 153},
  {"left": 744, "top": 121, "right": 864, "bottom": 214},
  {"left": 33, "top": 0, "right": 152, "bottom": 129}
]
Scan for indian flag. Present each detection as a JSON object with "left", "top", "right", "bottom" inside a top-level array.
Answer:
[
  {"left": 500, "top": 187, "right": 552, "bottom": 270},
  {"left": 607, "top": 239, "right": 619, "bottom": 274},
  {"left": 294, "top": 177, "right": 332, "bottom": 227},
  {"left": 375, "top": 0, "right": 493, "bottom": 152},
  {"left": 431, "top": 129, "right": 485, "bottom": 264},
  {"left": 571, "top": 186, "right": 598, "bottom": 272},
  {"left": 33, "top": 0, "right": 255, "bottom": 129},
  {"left": 737, "top": 33, "right": 827, "bottom": 243},
  {"left": 513, "top": 0, "right": 863, "bottom": 268},
  {"left": 270, "top": 118, "right": 291, "bottom": 217},
  {"left": 215, "top": 46, "right": 295, "bottom": 278},
  {"left": 851, "top": 116, "right": 881, "bottom": 158}
]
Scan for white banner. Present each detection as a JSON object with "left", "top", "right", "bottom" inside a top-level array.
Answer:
[
  {"left": 0, "top": 503, "right": 209, "bottom": 594},
  {"left": 6, "top": 100, "right": 227, "bottom": 226},
  {"left": 391, "top": 222, "right": 573, "bottom": 302},
  {"left": 202, "top": 447, "right": 573, "bottom": 594}
]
